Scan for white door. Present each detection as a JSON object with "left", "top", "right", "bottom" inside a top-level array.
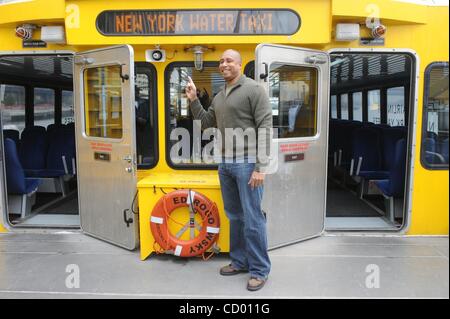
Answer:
[
  {"left": 255, "top": 44, "right": 329, "bottom": 248},
  {"left": 74, "top": 45, "right": 138, "bottom": 250}
]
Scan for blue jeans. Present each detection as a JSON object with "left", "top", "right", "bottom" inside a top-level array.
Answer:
[{"left": 218, "top": 162, "right": 271, "bottom": 280}]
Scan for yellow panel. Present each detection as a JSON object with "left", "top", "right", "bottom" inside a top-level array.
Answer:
[
  {"left": 138, "top": 173, "right": 229, "bottom": 260},
  {"left": 332, "top": 0, "right": 427, "bottom": 24},
  {"left": 0, "top": 0, "right": 65, "bottom": 25}
]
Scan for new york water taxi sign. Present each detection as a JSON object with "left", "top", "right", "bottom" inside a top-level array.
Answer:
[{"left": 96, "top": 9, "right": 301, "bottom": 36}]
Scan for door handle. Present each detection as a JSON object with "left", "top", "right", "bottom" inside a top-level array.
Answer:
[
  {"left": 123, "top": 155, "right": 133, "bottom": 163},
  {"left": 259, "top": 62, "right": 269, "bottom": 81},
  {"left": 305, "top": 55, "right": 327, "bottom": 64}
]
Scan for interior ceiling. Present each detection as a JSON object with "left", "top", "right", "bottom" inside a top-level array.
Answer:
[
  {"left": 330, "top": 54, "right": 411, "bottom": 86},
  {"left": 0, "top": 55, "right": 73, "bottom": 83}
]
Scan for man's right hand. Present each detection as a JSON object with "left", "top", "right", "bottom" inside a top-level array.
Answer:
[{"left": 185, "top": 76, "right": 198, "bottom": 102}]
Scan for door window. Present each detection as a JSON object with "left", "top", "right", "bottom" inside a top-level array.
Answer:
[
  {"left": 269, "top": 63, "right": 318, "bottom": 138},
  {"left": 84, "top": 65, "right": 123, "bottom": 139}
]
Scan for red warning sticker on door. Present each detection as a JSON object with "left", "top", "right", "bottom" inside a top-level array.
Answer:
[
  {"left": 279, "top": 142, "right": 310, "bottom": 154},
  {"left": 90, "top": 142, "right": 113, "bottom": 152}
]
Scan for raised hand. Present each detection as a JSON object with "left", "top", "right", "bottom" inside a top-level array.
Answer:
[{"left": 185, "top": 76, "right": 198, "bottom": 102}]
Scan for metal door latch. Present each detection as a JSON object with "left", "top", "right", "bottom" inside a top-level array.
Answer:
[{"left": 123, "top": 209, "right": 133, "bottom": 227}]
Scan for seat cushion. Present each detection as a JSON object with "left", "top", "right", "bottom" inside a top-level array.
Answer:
[
  {"left": 358, "top": 170, "right": 390, "bottom": 180},
  {"left": 24, "top": 178, "right": 41, "bottom": 194},
  {"left": 375, "top": 179, "right": 392, "bottom": 197},
  {"left": 25, "top": 169, "right": 65, "bottom": 178}
]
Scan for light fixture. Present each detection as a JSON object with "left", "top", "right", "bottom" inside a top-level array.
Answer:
[
  {"left": 41, "top": 26, "right": 66, "bottom": 44},
  {"left": 15, "top": 24, "right": 36, "bottom": 40},
  {"left": 371, "top": 24, "right": 386, "bottom": 38},
  {"left": 185, "top": 46, "right": 214, "bottom": 71},
  {"left": 335, "top": 23, "right": 360, "bottom": 41}
]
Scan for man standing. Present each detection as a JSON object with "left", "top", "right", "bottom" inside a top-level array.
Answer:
[{"left": 185, "top": 49, "right": 272, "bottom": 291}]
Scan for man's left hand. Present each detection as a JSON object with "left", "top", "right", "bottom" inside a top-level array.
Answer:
[{"left": 248, "top": 171, "right": 265, "bottom": 189}]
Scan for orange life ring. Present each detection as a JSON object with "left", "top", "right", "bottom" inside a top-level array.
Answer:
[{"left": 150, "top": 189, "right": 220, "bottom": 257}]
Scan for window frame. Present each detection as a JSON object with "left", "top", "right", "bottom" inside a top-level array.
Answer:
[
  {"left": 164, "top": 61, "right": 222, "bottom": 170},
  {"left": 420, "top": 61, "right": 449, "bottom": 171},
  {"left": 135, "top": 62, "right": 159, "bottom": 170}
]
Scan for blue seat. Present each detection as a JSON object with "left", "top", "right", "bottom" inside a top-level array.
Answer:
[
  {"left": 374, "top": 138, "right": 407, "bottom": 222},
  {"left": 26, "top": 125, "right": 76, "bottom": 178},
  {"left": 4, "top": 138, "right": 41, "bottom": 218},
  {"left": 423, "top": 136, "right": 446, "bottom": 164},
  {"left": 335, "top": 120, "right": 362, "bottom": 167},
  {"left": 351, "top": 127, "right": 387, "bottom": 179},
  {"left": 441, "top": 138, "right": 449, "bottom": 164},
  {"left": 381, "top": 127, "right": 407, "bottom": 171},
  {"left": 375, "top": 138, "right": 407, "bottom": 197},
  {"left": 19, "top": 126, "right": 48, "bottom": 172},
  {"left": 3, "top": 129, "right": 20, "bottom": 147}
]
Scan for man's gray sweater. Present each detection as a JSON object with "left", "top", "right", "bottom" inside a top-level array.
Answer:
[{"left": 189, "top": 74, "right": 273, "bottom": 172}]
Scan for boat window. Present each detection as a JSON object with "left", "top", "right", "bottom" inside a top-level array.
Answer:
[
  {"left": 352, "top": 92, "right": 363, "bottom": 121},
  {"left": 387, "top": 86, "right": 405, "bottom": 126},
  {"left": 166, "top": 62, "right": 224, "bottom": 168},
  {"left": 62, "top": 90, "right": 74, "bottom": 124},
  {"left": 0, "top": 84, "right": 26, "bottom": 134},
  {"left": 421, "top": 62, "right": 449, "bottom": 169},
  {"left": 34, "top": 87, "right": 55, "bottom": 128}
]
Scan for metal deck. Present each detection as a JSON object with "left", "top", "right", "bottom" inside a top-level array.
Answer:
[{"left": 0, "top": 232, "right": 448, "bottom": 298}]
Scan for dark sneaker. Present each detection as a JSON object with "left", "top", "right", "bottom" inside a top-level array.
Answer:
[
  {"left": 247, "top": 277, "right": 266, "bottom": 291},
  {"left": 220, "top": 264, "right": 248, "bottom": 276}
]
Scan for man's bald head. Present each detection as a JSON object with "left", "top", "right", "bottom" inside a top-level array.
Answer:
[
  {"left": 219, "top": 49, "right": 243, "bottom": 83},
  {"left": 221, "top": 49, "right": 242, "bottom": 65}
]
